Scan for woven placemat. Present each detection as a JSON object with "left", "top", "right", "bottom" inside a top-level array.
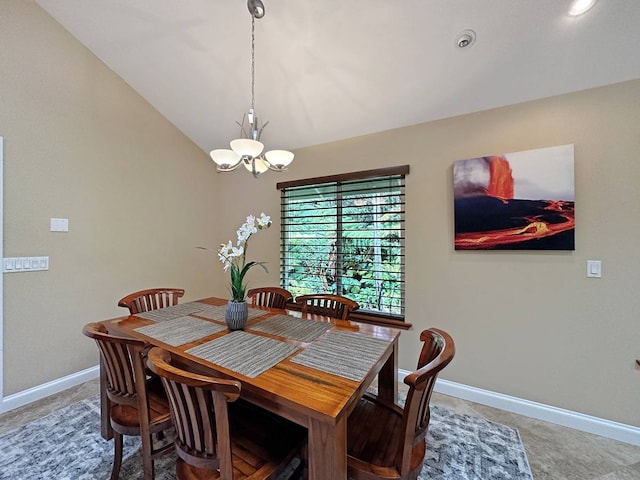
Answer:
[
  {"left": 192, "top": 304, "right": 267, "bottom": 322},
  {"left": 134, "top": 316, "right": 226, "bottom": 346},
  {"left": 134, "top": 301, "right": 209, "bottom": 322},
  {"left": 291, "top": 330, "right": 392, "bottom": 381},
  {"left": 186, "top": 331, "right": 298, "bottom": 378},
  {"left": 248, "top": 314, "right": 331, "bottom": 342}
]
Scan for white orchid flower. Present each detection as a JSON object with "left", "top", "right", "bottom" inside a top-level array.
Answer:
[
  {"left": 237, "top": 225, "right": 251, "bottom": 244},
  {"left": 257, "top": 213, "right": 271, "bottom": 228},
  {"left": 244, "top": 215, "right": 258, "bottom": 234},
  {"left": 218, "top": 241, "right": 233, "bottom": 262},
  {"left": 214, "top": 213, "right": 272, "bottom": 302}
]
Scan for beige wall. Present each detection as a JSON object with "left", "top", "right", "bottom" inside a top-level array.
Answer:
[
  {"left": 214, "top": 80, "right": 640, "bottom": 427},
  {"left": 0, "top": 1, "right": 226, "bottom": 394},
  {"left": 3, "top": 1, "right": 640, "bottom": 428}
]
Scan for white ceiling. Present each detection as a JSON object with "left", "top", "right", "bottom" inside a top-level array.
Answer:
[{"left": 35, "top": 0, "right": 640, "bottom": 154}]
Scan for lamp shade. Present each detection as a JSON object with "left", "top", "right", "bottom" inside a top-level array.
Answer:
[
  {"left": 210, "top": 149, "right": 241, "bottom": 168},
  {"left": 243, "top": 157, "right": 269, "bottom": 175},
  {"left": 230, "top": 138, "right": 264, "bottom": 158},
  {"left": 265, "top": 150, "right": 294, "bottom": 168}
]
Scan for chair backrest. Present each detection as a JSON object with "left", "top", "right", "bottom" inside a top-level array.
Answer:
[
  {"left": 146, "top": 347, "right": 242, "bottom": 478},
  {"left": 247, "top": 286, "right": 293, "bottom": 309},
  {"left": 118, "top": 288, "right": 185, "bottom": 315},
  {"left": 296, "top": 294, "right": 359, "bottom": 320},
  {"left": 397, "top": 328, "right": 455, "bottom": 475},
  {"left": 82, "top": 322, "right": 149, "bottom": 408}
]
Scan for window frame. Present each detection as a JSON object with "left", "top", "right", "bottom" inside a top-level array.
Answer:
[{"left": 277, "top": 165, "right": 410, "bottom": 328}]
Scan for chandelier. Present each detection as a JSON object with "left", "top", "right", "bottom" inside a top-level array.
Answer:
[{"left": 210, "top": 0, "right": 294, "bottom": 177}]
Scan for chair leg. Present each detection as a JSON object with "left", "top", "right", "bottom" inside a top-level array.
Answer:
[
  {"left": 110, "top": 433, "right": 123, "bottom": 480},
  {"left": 142, "top": 434, "right": 154, "bottom": 480}
]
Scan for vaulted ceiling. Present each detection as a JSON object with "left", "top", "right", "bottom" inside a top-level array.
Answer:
[{"left": 35, "top": 0, "right": 640, "bottom": 155}]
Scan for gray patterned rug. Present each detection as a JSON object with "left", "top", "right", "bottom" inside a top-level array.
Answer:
[{"left": 0, "top": 395, "right": 533, "bottom": 480}]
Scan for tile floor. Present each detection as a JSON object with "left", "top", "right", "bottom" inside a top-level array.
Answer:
[{"left": 1, "top": 379, "right": 640, "bottom": 479}]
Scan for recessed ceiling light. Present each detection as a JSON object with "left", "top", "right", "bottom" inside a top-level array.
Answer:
[
  {"left": 568, "top": 0, "right": 599, "bottom": 16},
  {"left": 456, "top": 30, "right": 476, "bottom": 49}
]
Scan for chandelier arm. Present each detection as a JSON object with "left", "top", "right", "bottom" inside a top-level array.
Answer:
[
  {"left": 257, "top": 119, "right": 269, "bottom": 139},
  {"left": 236, "top": 118, "right": 249, "bottom": 139},
  {"left": 261, "top": 155, "right": 289, "bottom": 172},
  {"left": 215, "top": 160, "right": 244, "bottom": 173},
  {"left": 265, "top": 162, "right": 288, "bottom": 172}
]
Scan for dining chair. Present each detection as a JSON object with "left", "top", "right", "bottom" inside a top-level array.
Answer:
[
  {"left": 111, "top": 288, "right": 183, "bottom": 439},
  {"left": 146, "top": 347, "right": 307, "bottom": 480},
  {"left": 346, "top": 328, "right": 455, "bottom": 480},
  {"left": 117, "top": 287, "right": 185, "bottom": 315},
  {"left": 247, "top": 286, "right": 293, "bottom": 309},
  {"left": 82, "top": 322, "right": 174, "bottom": 480},
  {"left": 295, "top": 293, "right": 359, "bottom": 320}
]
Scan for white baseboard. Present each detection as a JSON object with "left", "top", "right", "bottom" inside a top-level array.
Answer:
[
  {"left": 3, "top": 366, "right": 640, "bottom": 447},
  {"left": 405, "top": 371, "right": 640, "bottom": 447},
  {"left": 0, "top": 365, "right": 99, "bottom": 415}
]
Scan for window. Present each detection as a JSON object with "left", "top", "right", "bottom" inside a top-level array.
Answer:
[{"left": 277, "top": 166, "right": 408, "bottom": 319}]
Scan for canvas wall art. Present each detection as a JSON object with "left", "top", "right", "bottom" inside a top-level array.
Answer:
[{"left": 453, "top": 144, "right": 575, "bottom": 250}]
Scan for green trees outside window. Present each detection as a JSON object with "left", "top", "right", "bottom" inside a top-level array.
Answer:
[{"left": 279, "top": 167, "right": 407, "bottom": 316}]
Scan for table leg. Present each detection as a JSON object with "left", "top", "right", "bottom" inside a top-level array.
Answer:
[
  {"left": 377, "top": 337, "right": 398, "bottom": 403},
  {"left": 307, "top": 416, "right": 347, "bottom": 480},
  {"left": 99, "top": 358, "right": 113, "bottom": 440}
]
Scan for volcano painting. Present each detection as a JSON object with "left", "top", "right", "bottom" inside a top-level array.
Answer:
[{"left": 453, "top": 144, "right": 575, "bottom": 250}]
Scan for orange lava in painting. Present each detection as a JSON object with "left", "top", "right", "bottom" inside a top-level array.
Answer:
[{"left": 485, "top": 156, "right": 514, "bottom": 200}]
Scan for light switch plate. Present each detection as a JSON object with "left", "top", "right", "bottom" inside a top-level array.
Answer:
[
  {"left": 50, "top": 218, "right": 69, "bottom": 232},
  {"left": 587, "top": 260, "right": 602, "bottom": 278},
  {"left": 3, "top": 256, "right": 49, "bottom": 273}
]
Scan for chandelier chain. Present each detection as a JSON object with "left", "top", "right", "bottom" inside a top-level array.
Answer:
[{"left": 250, "top": 14, "right": 256, "bottom": 112}]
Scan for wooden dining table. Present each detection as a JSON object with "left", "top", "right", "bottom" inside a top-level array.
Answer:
[{"left": 98, "top": 296, "right": 400, "bottom": 480}]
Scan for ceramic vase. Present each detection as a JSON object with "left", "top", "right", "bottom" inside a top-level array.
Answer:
[{"left": 225, "top": 300, "right": 248, "bottom": 330}]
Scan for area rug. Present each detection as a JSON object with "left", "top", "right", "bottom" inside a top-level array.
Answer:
[{"left": 0, "top": 396, "right": 533, "bottom": 479}]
